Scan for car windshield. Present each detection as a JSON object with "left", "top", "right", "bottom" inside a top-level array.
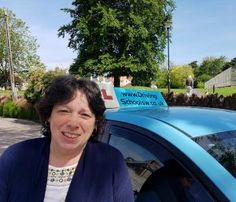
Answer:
[{"left": 193, "top": 130, "right": 236, "bottom": 178}]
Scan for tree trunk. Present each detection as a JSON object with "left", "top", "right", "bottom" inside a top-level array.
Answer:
[{"left": 113, "top": 74, "right": 120, "bottom": 87}]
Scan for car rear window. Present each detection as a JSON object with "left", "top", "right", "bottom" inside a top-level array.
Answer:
[{"left": 193, "top": 130, "right": 236, "bottom": 178}]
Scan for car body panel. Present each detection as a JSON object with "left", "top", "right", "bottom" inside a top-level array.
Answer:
[
  {"left": 105, "top": 106, "right": 236, "bottom": 201},
  {"left": 107, "top": 106, "right": 236, "bottom": 138}
]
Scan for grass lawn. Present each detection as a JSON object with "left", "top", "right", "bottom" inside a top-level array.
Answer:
[
  {"left": 124, "top": 86, "right": 235, "bottom": 96},
  {"left": 211, "top": 86, "right": 236, "bottom": 96},
  {"left": 125, "top": 86, "right": 198, "bottom": 94}
]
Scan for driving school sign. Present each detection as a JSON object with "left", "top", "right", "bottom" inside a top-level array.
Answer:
[
  {"left": 114, "top": 88, "right": 168, "bottom": 108},
  {"left": 98, "top": 82, "right": 167, "bottom": 109},
  {"left": 98, "top": 83, "right": 120, "bottom": 108}
]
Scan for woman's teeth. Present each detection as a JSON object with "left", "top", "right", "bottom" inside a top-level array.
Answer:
[{"left": 63, "top": 132, "right": 79, "bottom": 138}]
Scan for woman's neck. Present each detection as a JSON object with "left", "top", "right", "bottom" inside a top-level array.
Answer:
[{"left": 49, "top": 145, "right": 85, "bottom": 167}]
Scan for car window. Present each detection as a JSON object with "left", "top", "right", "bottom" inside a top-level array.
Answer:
[
  {"left": 106, "top": 123, "right": 215, "bottom": 202},
  {"left": 193, "top": 130, "right": 236, "bottom": 178},
  {"left": 109, "top": 134, "right": 163, "bottom": 192}
]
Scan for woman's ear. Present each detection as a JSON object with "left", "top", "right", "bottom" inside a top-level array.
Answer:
[
  {"left": 45, "top": 120, "right": 50, "bottom": 127},
  {"left": 94, "top": 125, "right": 97, "bottom": 134}
]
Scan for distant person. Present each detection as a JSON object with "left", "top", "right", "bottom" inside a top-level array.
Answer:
[
  {"left": 186, "top": 75, "right": 194, "bottom": 96},
  {"left": 213, "top": 84, "right": 215, "bottom": 94},
  {"left": 0, "top": 75, "right": 134, "bottom": 202}
]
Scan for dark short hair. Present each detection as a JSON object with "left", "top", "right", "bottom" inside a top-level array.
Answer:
[{"left": 36, "top": 75, "right": 106, "bottom": 140}]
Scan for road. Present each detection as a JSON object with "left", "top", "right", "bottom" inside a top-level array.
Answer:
[
  {"left": 0, "top": 117, "right": 41, "bottom": 155},
  {"left": 192, "top": 89, "right": 204, "bottom": 97}
]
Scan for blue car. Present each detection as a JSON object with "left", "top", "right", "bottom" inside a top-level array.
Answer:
[{"left": 99, "top": 87, "right": 236, "bottom": 202}]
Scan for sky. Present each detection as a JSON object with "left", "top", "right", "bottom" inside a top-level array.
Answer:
[
  {"left": 173, "top": 0, "right": 236, "bottom": 65},
  {"left": 1, "top": 0, "right": 236, "bottom": 69}
]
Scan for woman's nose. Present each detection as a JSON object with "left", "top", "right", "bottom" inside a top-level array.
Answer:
[{"left": 67, "top": 114, "right": 80, "bottom": 129}]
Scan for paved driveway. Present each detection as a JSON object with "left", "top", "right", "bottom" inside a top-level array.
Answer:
[{"left": 0, "top": 117, "right": 41, "bottom": 155}]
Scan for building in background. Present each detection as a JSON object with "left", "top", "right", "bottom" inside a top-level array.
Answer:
[{"left": 205, "top": 66, "right": 236, "bottom": 89}]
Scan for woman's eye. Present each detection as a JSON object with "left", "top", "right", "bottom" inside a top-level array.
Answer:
[
  {"left": 58, "top": 109, "right": 69, "bottom": 113},
  {"left": 81, "top": 113, "right": 91, "bottom": 118}
]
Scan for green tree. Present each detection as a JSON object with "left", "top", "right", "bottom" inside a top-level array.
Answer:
[
  {"left": 198, "top": 56, "right": 226, "bottom": 77},
  {"left": 170, "top": 65, "right": 193, "bottom": 88},
  {"left": 132, "top": 69, "right": 156, "bottom": 87},
  {"left": 0, "top": 8, "right": 44, "bottom": 88},
  {"left": 191, "top": 56, "right": 226, "bottom": 88},
  {"left": 59, "top": 0, "right": 175, "bottom": 86},
  {"left": 189, "top": 61, "right": 199, "bottom": 77},
  {"left": 155, "top": 68, "right": 168, "bottom": 88},
  {"left": 223, "top": 57, "right": 236, "bottom": 71},
  {"left": 189, "top": 61, "right": 201, "bottom": 87},
  {"left": 24, "top": 67, "right": 66, "bottom": 104},
  {"left": 188, "top": 61, "right": 198, "bottom": 70}
]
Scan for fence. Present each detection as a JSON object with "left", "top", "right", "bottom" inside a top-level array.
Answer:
[{"left": 205, "top": 66, "right": 236, "bottom": 89}]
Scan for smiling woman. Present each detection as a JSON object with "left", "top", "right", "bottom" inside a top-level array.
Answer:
[
  {"left": 47, "top": 90, "right": 97, "bottom": 167},
  {"left": 0, "top": 75, "right": 134, "bottom": 202}
]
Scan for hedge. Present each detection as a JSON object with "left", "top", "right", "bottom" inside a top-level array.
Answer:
[{"left": 0, "top": 97, "right": 38, "bottom": 121}]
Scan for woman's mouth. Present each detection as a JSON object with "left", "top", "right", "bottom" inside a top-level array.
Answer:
[{"left": 62, "top": 132, "right": 80, "bottom": 139}]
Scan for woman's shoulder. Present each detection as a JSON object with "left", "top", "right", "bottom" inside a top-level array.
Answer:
[
  {"left": 87, "top": 141, "right": 124, "bottom": 160},
  {"left": 86, "top": 141, "right": 127, "bottom": 173},
  {"left": 1, "top": 137, "right": 48, "bottom": 160},
  {"left": 7, "top": 137, "right": 46, "bottom": 150},
  {"left": 88, "top": 141, "right": 121, "bottom": 153}
]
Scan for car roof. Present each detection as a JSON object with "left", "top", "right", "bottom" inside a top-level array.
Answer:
[{"left": 106, "top": 106, "right": 236, "bottom": 138}]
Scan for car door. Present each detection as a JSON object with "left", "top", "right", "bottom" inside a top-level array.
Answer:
[{"left": 101, "top": 120, "right": 222, "bottom": 201}]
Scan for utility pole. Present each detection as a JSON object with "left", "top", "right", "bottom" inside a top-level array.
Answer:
[
  {"left": 4, "top": 11, "right": 17, "bottom": 101},
  {"left": 167, "top": 26, "right": 171, "bottom": 94}
]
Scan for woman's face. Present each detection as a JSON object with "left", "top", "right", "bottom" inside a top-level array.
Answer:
[{"left": 48, "top": 90, "right": 96, "bottom": 154}]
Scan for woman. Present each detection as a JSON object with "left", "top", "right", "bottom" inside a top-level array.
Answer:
[{"left": 0, "top": 75, "right": 134, "bottom": 202}]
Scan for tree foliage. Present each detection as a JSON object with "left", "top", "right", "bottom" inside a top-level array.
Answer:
[
  {"left": 188, "top": 61, "right": 198, "bottom": 70},
  {"left": 0, "top": 8, "right": 44, "bottom": 88},
  {"left": 198, "top": 56, "right": 226, "bottom": 77},
  {"left": 223, "top": 57, "right": 236, "bottom": 71},
  {"left": 189, "top": 57, "right": 227, "bottom": 88},
  {"left": 24, "top": 67, "right": 66, "bottom": 104},
  {"left": 155, "top": 68, "right": 168, "bottom": 88},
  {"left": 59, "top": 0, "right": 175, "bottom": 86},
  {"left": 170, "top": 65, "right": 193, "bottom": 88},
  {"left": 132, "top": 69, "right": 157, "bottom": 87}
]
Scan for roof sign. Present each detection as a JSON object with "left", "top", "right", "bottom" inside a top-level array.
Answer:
[
  {"left": 114, "top": 88, "right": 168, "bottom": 108},
  {"left": 98, "top": 82, "right": 168, "bottom": 109},
  {"left": 98, "top": 82, "right": 120, "bottom": 108}
]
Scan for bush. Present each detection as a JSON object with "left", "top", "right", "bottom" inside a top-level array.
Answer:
[
  {"left": 197, "top": 81, "right": 205, "bottom": 89},
  {"left": 0, "top": 103, "right": 3, "bottom": 116},
  {"left": 164, "top": 92, "right": 236, "bottom": 110},
  {"left": 21, "top": 107, "right": 38, "bottom": 120},
  {"left": 24, "top": 68, "right": 66, "bottom": 104},
  {"left": 170, "top": 65, "right": 194, "bottom": 88},
  {"left": 0, "top": 98, "right": 38, "bottom": 121},
  {"left": 2, "top": 101, "right": 15, "bottom": 117}
]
